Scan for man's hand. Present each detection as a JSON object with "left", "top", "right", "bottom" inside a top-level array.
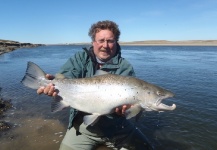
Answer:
[
  {"left": 115, "top": 105, "right": 132, "bottom": 116},
  {"left": 36, "top": 74, "right": 57, "bottom": 97}
]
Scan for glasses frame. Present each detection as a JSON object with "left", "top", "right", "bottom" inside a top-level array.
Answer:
[{"left": 94, "top": 39, "right": 117, "bottom": 45}]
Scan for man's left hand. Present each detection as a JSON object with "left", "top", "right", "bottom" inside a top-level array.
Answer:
[{"left": 115, "top": 105, "right": 132, "bottom": 116}]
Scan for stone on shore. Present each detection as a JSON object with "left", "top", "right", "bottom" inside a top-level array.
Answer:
[{"left": 0, "top": 87, "right": 13, "bottom": 131}]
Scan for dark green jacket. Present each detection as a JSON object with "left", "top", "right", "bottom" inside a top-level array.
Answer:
[{"left": 58, "top": 45, "right": 135, "bottom": 129}]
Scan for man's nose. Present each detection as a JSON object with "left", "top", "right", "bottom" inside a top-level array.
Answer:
[{"left": 102, "top": 41, "right": 109, "bottom": 47}]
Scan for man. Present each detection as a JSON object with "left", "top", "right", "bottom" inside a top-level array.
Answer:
[{"left": 37, "top": 20, "right": 152, "bottom": 150}]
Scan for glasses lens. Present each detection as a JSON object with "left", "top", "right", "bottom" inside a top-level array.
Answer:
[{"left": 95, "top": 39, "right": 116, "bottom": 44}]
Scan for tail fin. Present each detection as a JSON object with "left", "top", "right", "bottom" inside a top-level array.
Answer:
[{"left": 21, "top": 62, "right": 46, "bottom": 89}]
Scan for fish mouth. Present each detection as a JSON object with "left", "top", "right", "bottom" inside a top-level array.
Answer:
[
  {"left": 153, "top": 95, "right": 176, "bottom": 111},
  {"left": 141, "top": 98, "right": 176, "bottom": 112},
  {"left": 155, "top": 102, "right": 176, "bottom": 111}
]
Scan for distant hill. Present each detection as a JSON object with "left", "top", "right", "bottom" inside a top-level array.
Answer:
[
  {"left": 69, "top": 40, "right": 217, "bottom": 46},
  {"left": 119, "top": 40, "right": 217, "bottom": 46}
]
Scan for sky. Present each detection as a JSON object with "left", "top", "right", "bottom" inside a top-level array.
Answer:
[{"left": 1, "top": 0, "right": 217, "bottom": 44}]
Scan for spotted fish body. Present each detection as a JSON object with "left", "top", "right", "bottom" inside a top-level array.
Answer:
[{"left": 21, "top": 62, "right": 176, "bottom": 125}]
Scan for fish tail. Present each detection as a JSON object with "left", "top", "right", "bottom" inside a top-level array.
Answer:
[{"left": 21, "top": 62, "right": 46, "bottom": 89}]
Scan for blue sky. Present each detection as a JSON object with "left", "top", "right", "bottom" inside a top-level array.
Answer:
[{"left": 1, "top": 0, "right": 217, "bottom": 44}]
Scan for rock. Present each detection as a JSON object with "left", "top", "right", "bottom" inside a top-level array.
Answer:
[
  {"left": 0, "top": 39, "right": 44, "bottom": 55},
  {"left": 0, "top": 87, "right": 13, "bottom": 116},
  {"left": 0, "top": 121, "right": 11, "bottom": 131},
  {"left": 0, "top": 99, "right": 12, "bottom": 116},
  {"left": 0, "top": 88, "right": 13, "bottom": 132}
]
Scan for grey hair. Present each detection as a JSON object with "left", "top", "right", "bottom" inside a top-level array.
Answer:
[{"left": 88, "top": 20, "right": 120, "bottom": 41}]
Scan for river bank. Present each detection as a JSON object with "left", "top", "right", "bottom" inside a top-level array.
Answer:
[{"left": 0, "top": 39, "right": 44, "bottom": 55}]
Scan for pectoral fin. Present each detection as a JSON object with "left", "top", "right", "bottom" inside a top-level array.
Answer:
[
  {"left": 51, "top": 96, "right": 70, "bottom": 112},
  {"left": 83, "top": 114, "right": 100, "bottom": 126},
  {"left": 125, "top": 104, "right": 142, "bottom": 119}
]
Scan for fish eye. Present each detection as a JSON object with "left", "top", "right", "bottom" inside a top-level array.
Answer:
[{"left": 157, "top": 91, "right": 165, "bottom": 96}]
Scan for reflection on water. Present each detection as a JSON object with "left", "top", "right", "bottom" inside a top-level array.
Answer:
[{"left": 0, "top": 45, "right": 217, "bottom": 150}]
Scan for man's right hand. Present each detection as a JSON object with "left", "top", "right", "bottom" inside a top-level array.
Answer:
[{"left": 37, "top": 74, "right": 57, "bottom": 97}]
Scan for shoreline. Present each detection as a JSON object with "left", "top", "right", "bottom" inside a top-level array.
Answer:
[
  {"left": 120, "top": 40, "right": 217, "bottom": 46},
  {"left": 55, "top": 40, "right": 217, "bottom": 47},
  {"left": 1, "top": 39, "right": 217, "bottom": 55},
  {"left": 0, "top": 39, "right": 44, "bottom": 55},
  {"left": 120, "top": 43, "right": 217, "bottom": 46}
]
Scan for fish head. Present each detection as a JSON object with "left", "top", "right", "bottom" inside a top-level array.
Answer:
[{"left": 139, "top": 84, "right": 176, "bottom": 112}]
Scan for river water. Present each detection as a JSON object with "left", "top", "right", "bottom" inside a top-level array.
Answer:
[{"left": 0, "top": 45, "right": 216, "bottom": 150}]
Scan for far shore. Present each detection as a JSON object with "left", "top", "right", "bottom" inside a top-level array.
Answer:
[
  {"left": 69, "top": 40, "right": 217, "bottom": 46},
  {"left": 1, "top": 39, "right": 217, "bottom": 55}
]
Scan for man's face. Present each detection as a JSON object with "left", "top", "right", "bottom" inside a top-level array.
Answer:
[{"left": 92, "top": 29, "right": 117, "bottom": 62}]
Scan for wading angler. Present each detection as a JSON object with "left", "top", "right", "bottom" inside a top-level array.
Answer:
[{"left": 21, "top": 20, "right": 176, "bottom": 150}]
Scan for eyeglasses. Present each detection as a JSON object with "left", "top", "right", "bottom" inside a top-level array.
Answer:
[{"left": 95, "top": 39, "right": 116, "bottom": 45}]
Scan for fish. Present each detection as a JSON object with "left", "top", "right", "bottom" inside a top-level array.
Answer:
[{"left": 21, "top": 62, "right": 176, "bottom": 126}]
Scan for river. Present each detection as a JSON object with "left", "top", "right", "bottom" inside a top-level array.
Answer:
[{"left": 0, "top": 45, "right": 216, "bottom": 150}]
